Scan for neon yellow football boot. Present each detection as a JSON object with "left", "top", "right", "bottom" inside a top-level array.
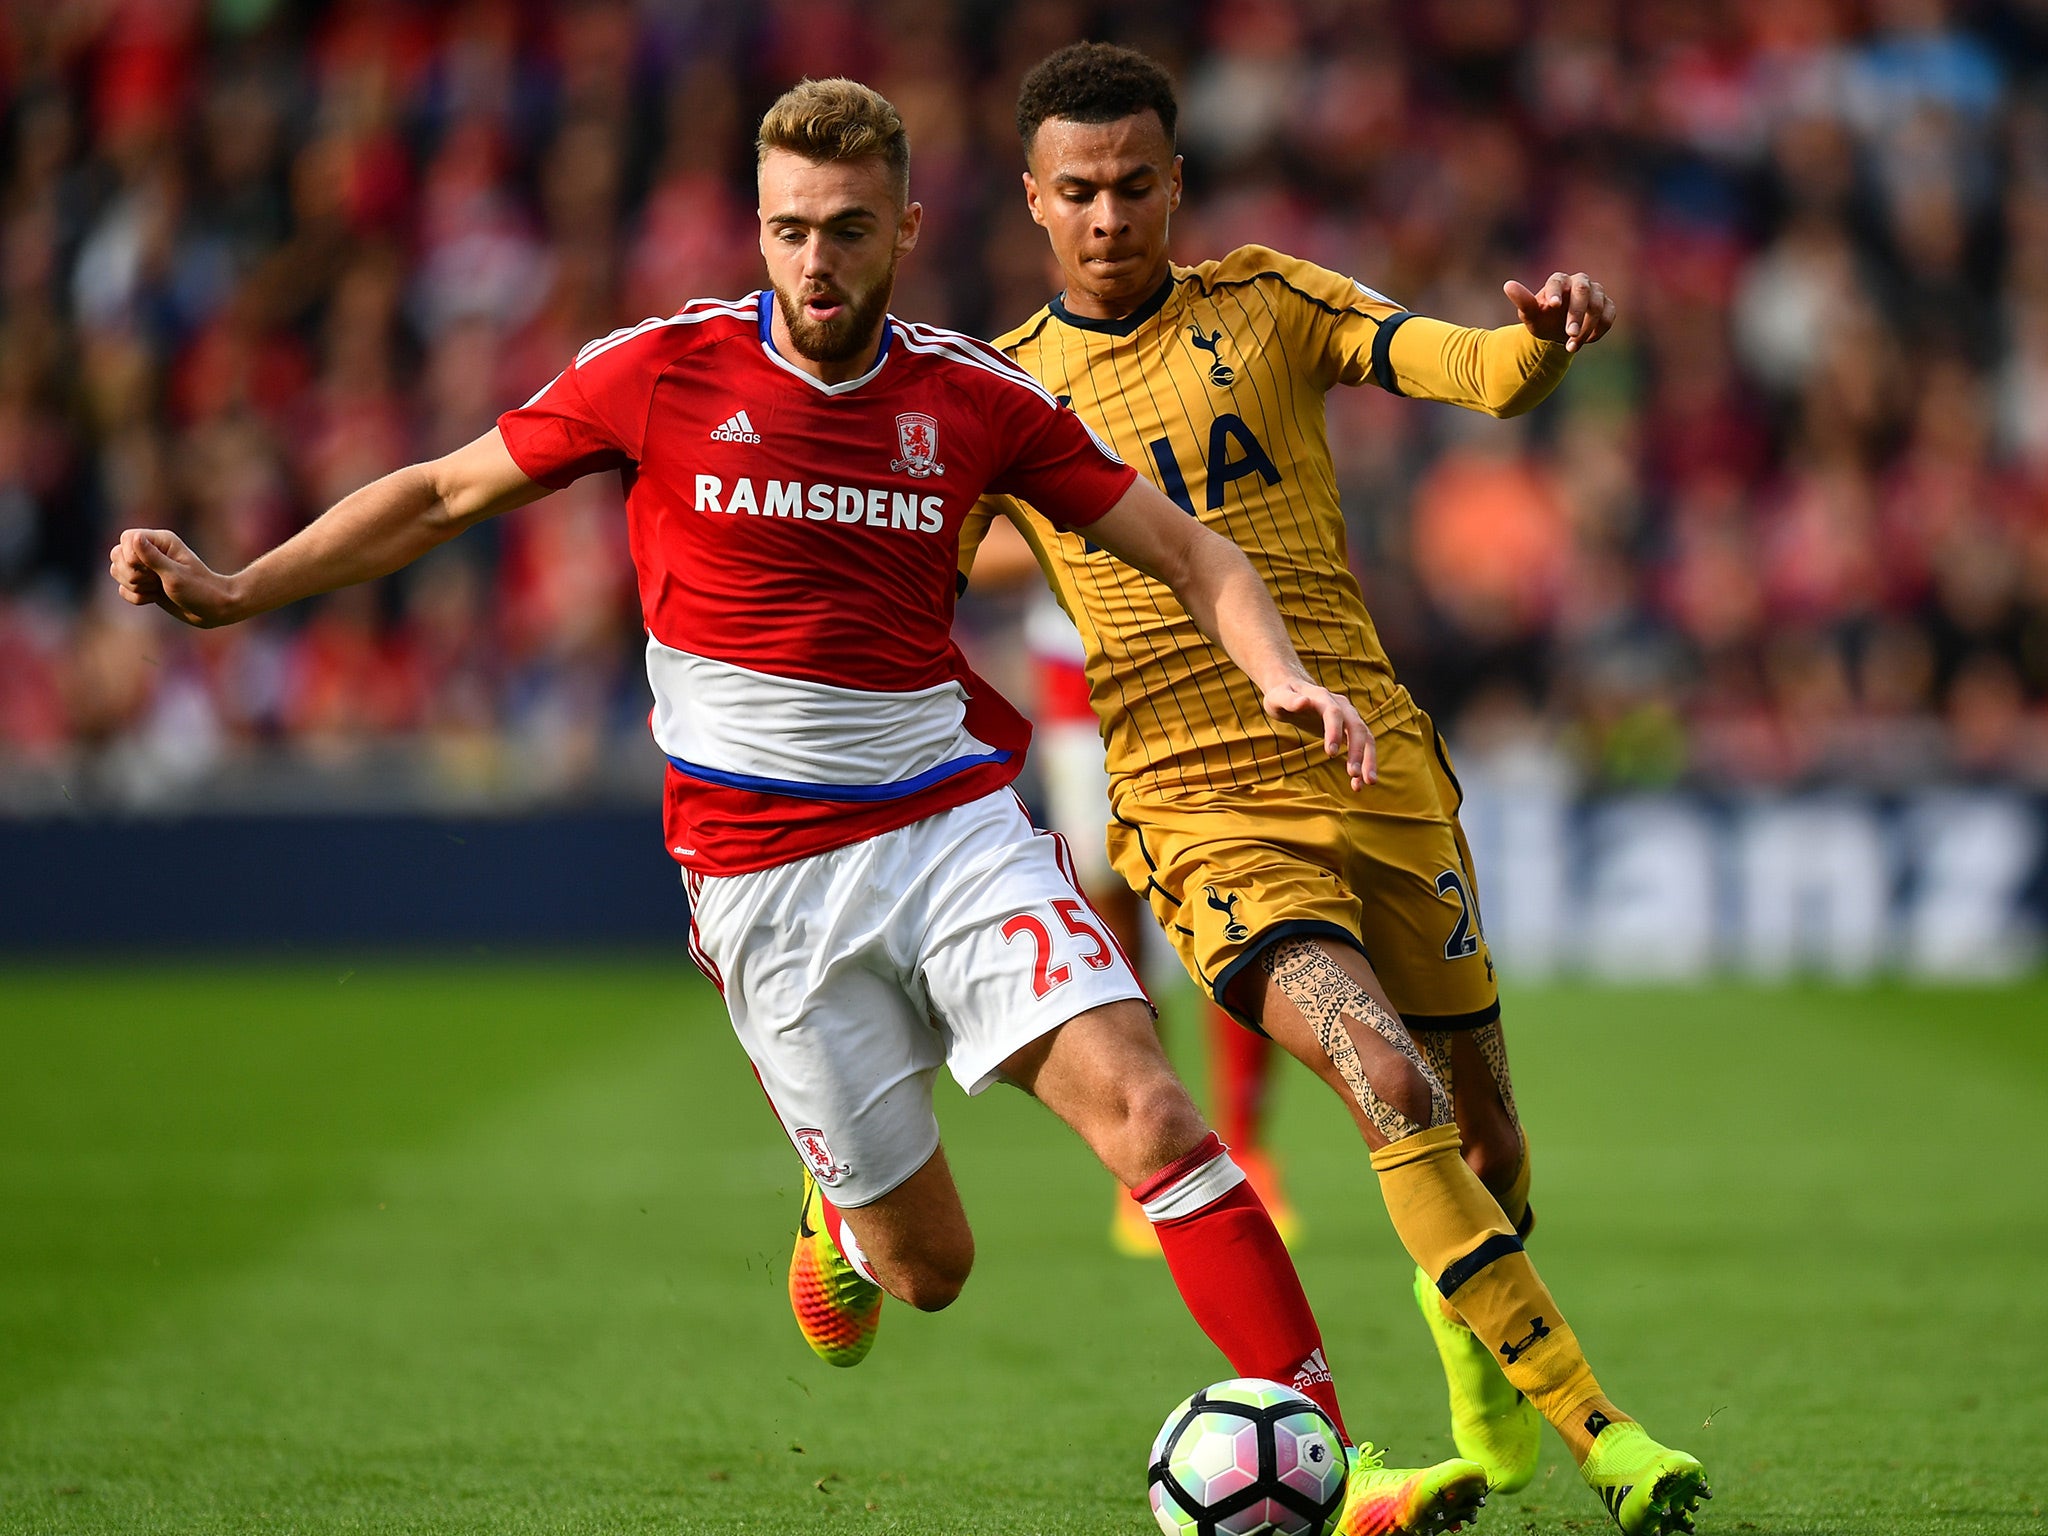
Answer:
[
  {"left": 1578, "top": 1418, "right": 1711, "bottom": 1535},
  {"left": 1333, "top": 1443, "right": 1488, "bottom": 1536},
  {"left": 788, "top": 1171, "right": 882, "bottom": 1367},
  {"left": 1412, "top": 1265, "right": 1542, "bottom": 1492}
]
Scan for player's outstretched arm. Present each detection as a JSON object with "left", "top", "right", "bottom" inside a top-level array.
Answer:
[
  {"left": 1085, "top": 478, "right": 1375, "bottom": 790},
  {"left": 108, "top": 429, "right": 548, "bottom": 629},
  {"left": 1377, "top": 272, "right": 1615, "bottom": 419}
]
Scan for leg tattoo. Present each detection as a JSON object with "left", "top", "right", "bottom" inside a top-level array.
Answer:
[
  {"left": 1470, "top": 1021, "right": 1520, "bottom": 1125},
  {"left": 1412, "top": 1022, "right": 1520, "bottom": 1127},
  {"left": 1414, "top": 1028, "right": 1456, "bottom": 1100},
  {"left": 1258, "top": 940, "right": 1452, "bottom": 1142}
]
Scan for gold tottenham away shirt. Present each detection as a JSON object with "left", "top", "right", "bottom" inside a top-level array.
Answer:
[{"left": 963, "top": 244, "right": 1571, "bottom": 799}]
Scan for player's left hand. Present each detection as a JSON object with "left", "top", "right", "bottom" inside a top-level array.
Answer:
[
  {"left": 1263, "top": 679, "right": 1375, "bottom": 790},
  {"left": 1504, "top": 272, "right": 1615, "bottom": 353}
]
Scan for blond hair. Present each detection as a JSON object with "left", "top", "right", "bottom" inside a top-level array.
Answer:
[{"left": 756, "top": 78, "right": 910, "bottom": 202}]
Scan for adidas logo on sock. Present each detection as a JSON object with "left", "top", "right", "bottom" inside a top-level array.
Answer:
[
  {"left": 1290, "top": 1348, "right": 1332, "bottom": 1389},
  {"left": 710, "top": 408, "right": 761, "bottom": 443}
]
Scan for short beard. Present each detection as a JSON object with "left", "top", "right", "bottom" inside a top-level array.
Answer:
[{"left": 774, "top": 262, "right": 896, "bottom": 364}]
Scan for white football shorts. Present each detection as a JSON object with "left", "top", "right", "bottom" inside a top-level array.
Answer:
[{"left": 684, "top": 788, "right": 1150, "bottom": 1207}]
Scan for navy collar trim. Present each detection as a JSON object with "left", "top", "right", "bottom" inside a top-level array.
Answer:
[{"left": 1048, "top": 271, "right": 1177, "bottom": 336}]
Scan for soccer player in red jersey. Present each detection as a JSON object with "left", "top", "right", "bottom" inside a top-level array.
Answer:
[{"left": 109, "top": 78, "right": 1493, "bottom": 1532}]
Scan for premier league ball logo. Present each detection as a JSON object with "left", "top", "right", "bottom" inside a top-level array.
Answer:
[{"left": 890, "top": 412, "right": 946, "bottom": 478}]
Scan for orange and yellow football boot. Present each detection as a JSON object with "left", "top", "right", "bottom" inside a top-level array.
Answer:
[
  {"left": 1334, "top": 1444, "right": 1489, "bottom": 1535},
  {"left": 1111, "top": 1185, "right": 1163, "bottom": 1257},
  {"left": 1109, "top": 1148, "right": 1299, "bottom": 1258},
  {"left": 1237, "top": 1146, "right": 1303, "bottom": 1249},
  {"left": 789, "top": 1171, "right": 882, "bottom": 1367}
]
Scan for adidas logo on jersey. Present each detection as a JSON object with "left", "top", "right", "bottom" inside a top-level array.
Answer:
[{"left": 710, "top": 409, "right": 761, "bottom": 443}]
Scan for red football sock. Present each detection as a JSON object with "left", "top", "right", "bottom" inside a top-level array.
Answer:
[
  {"left": 1133, "top": 1133, "right": 1348, "bottom": 1442},
  {"left": 1208, "top": 1002, "right": 1276, "bottom": 1150}
]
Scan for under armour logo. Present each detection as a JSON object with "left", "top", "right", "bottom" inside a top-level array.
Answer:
[
  {"left": 1187, "top": 325, "right": 1235, "bottom": 387},
  {"left": 1499, "top": 1316, "right": 1552, "bottom": 1364}
]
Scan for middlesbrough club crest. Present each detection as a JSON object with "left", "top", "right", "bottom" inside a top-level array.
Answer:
[
  {"left": 890, "top": 412, "right": 945, "bottom": 478},
  {"left": 793, "top": 1126, "right": 852, "bottom": 1186}
]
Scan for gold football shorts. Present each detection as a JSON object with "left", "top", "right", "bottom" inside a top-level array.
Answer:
[{"left": 1106, "top": 705, "right": 1499, "bottom": 1031}]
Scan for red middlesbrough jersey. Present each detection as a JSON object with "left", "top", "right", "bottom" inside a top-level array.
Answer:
[{"left": 496, "top": 292, "right": 1138, "bottom": 876}]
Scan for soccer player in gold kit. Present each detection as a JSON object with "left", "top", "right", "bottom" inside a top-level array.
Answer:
[{"left": 962, "top": 44, "right": 1710, "bottom": 1536}]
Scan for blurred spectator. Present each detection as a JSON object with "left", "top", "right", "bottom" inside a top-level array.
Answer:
[{"left": 0, "top": 0, "right": 2044, "bottom": 808}]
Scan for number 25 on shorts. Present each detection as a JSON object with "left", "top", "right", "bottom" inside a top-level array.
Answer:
[{"left": 1002, "top": 899, "right": 1115, "bottom": 997}]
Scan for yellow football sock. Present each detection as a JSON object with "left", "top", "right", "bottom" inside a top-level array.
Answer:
[
  {"left": 1373, "top": 1124, "right": 1625, "bottom": 1463},
  {"left": 1434, "top": 1132, "right": 1534, "bottom": 1325}
]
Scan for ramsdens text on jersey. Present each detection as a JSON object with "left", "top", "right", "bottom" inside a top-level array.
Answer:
[{"left": 693, "top": 476, "right": 946, "bottom": 532}]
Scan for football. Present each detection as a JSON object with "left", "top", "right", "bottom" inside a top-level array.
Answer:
[{"left": 1147, "top": 1378, "right": 1350, "bottom": 1536}]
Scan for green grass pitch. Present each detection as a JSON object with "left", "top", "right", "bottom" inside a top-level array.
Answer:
[{"left": 1, "top": 962, "right": 2042, "bottom": 1534}]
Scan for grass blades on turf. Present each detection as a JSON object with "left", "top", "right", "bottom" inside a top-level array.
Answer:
[{"left": 0, "top": 963, "right": 2042, "bottom": 1535}]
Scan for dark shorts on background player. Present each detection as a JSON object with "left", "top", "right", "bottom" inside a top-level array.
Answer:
[{"left": 1107, "top": 703, "right": 1499, "bottom": 1032}]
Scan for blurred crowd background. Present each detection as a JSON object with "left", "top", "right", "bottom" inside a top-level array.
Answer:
[{"left": 4, "top": 0, "right": 2048, "bottom": 814}]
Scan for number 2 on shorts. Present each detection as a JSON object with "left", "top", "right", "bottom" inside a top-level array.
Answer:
[{"left": 1002, "top": 900, "right": 1115, "bottom": 998}]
